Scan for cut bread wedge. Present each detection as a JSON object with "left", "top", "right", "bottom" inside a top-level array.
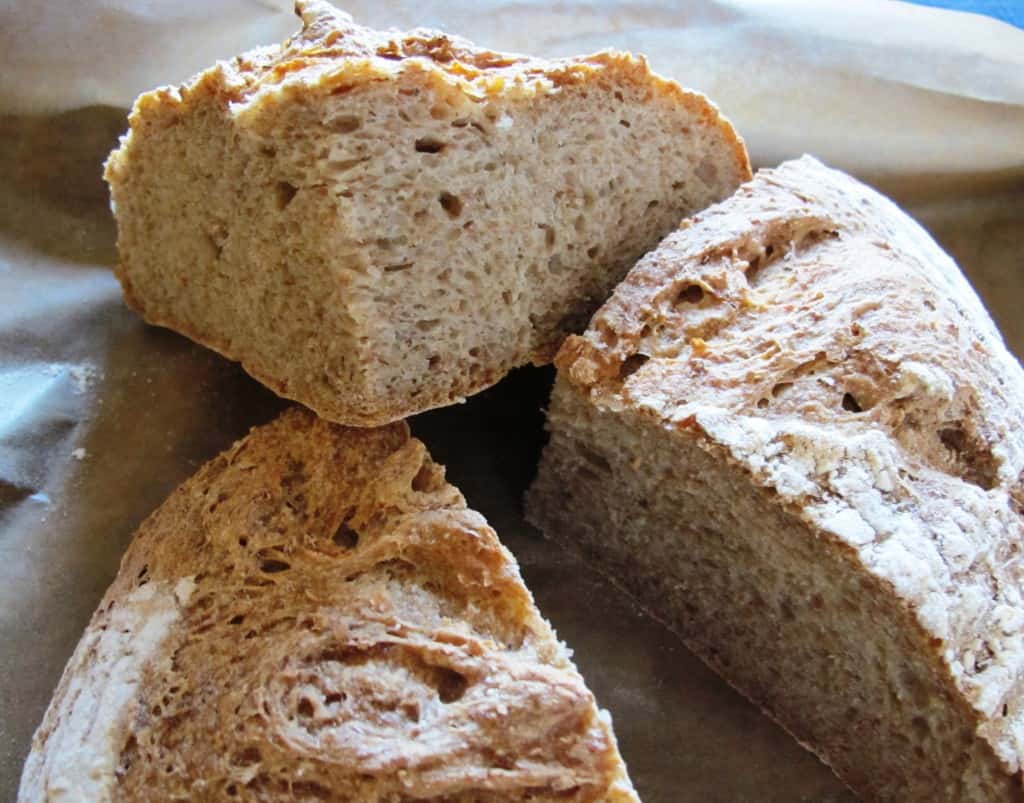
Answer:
[
  {"left": 103, "top": 0, "right": 749, "bottom": 426},
  {"left": 528, "top": 156, "right": 1024, "bottom": 802},
  {"left": 21, "top": 408, "right": 637, "bottom": 802}
]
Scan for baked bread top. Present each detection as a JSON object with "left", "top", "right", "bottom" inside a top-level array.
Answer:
[
  {"left": 557, "top": 155, "right": 1024, "bottom": 774},
  {"left": 182, "top": 0, "right": 747, "bottom": 155},
  {"left": 20, "top": 409, "right": 636, "bottom": 802}
]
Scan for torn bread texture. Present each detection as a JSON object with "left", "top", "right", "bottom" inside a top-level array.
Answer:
[
  {"left": 103, "top": 0, "right": 749, "bottom": 426},
  {"left": 528, "top": 156, "right": 1024, "bottom": 802},
  {"left": 21, "top": 408, "right": 636, "bottom": 802}
]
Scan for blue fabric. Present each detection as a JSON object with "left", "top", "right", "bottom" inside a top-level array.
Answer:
[{"left": 906, "top": 0, "right": 1024, "bottom": 28}]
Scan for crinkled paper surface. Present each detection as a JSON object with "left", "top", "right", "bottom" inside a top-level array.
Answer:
[{"left": 1, "top": 1, "right": 1022, "bottom": 800}]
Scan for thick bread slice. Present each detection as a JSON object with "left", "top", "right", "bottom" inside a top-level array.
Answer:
[
  {"left": 20, "top": 408, "right": 637, "bottom": 802},
  {"left": 527, "top": 156, "right": 1024, "bottom": 802},
  {"left": 102, "top": 0, "right": 750, "bottom": 427}
]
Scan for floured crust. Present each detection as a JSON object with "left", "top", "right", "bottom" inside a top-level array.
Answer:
[
  {"left": 19, "top": 409, "right": 636, "bottom": 802},
  {"left": 103, "top": 0, "right": 750, "bottom": 428},
  {"left": 556, "top": 155, "right": 1024, "bottom": 782}
]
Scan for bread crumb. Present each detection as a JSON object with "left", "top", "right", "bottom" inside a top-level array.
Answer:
[
  {"left": 102, "top": 0, "right": 749, "bottom": 427},
  {"left": 72, "top": 448, "right": 87, "bottom": 461}
]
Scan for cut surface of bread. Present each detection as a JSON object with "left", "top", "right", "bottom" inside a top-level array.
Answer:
[
  {"left": 527, "top": 156, "right": 1024, "bottom": 802},
  {"left": 20, "top": 408, "right": 637, "bottom": 802},
  {"left": 103, "top": 0, "right": 750, "bottom": 426}
]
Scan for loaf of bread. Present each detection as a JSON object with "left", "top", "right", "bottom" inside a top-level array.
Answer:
[
  {"left": 527, "top": 156, "right": 1024, "bottom": 801},
  {"left": 102, "top": 0, "right": 749, "bottom": 427},
  {"left": 20, "top": 408, "right": 637, "bottom": 802}
]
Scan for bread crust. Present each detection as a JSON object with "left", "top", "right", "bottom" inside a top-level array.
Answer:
[
  {"left": 543, "top": 156, "right": 1024, "bottom": 799},
  {"left": 20, "top": 408, "right": 636, "bottom": 802},
  {"left": 103, "top": 0, "right": 750, "bottom": 427}
]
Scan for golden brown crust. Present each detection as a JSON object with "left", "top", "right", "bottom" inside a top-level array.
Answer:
[{"left": 20, "top": 408, "right": 636, "bottom": 802}]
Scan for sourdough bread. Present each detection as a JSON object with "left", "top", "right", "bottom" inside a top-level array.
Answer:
[
  {"left": 21, "top": 408, "right": 637, "bottom": 802},
  {"left": 527, "top": 156, "right": 1024, "bottom": 802},
  {"left": 103, "top": 0, "right": 749, "bottom": 426}
]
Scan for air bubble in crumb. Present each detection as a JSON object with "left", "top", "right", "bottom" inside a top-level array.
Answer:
[{"left": 72, "top": 448, "right": 87, "bottom": 460}]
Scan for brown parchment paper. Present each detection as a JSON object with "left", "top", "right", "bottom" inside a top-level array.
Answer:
[{"left": 1, "top": 9, "right": 1023, "bottom": 799}]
